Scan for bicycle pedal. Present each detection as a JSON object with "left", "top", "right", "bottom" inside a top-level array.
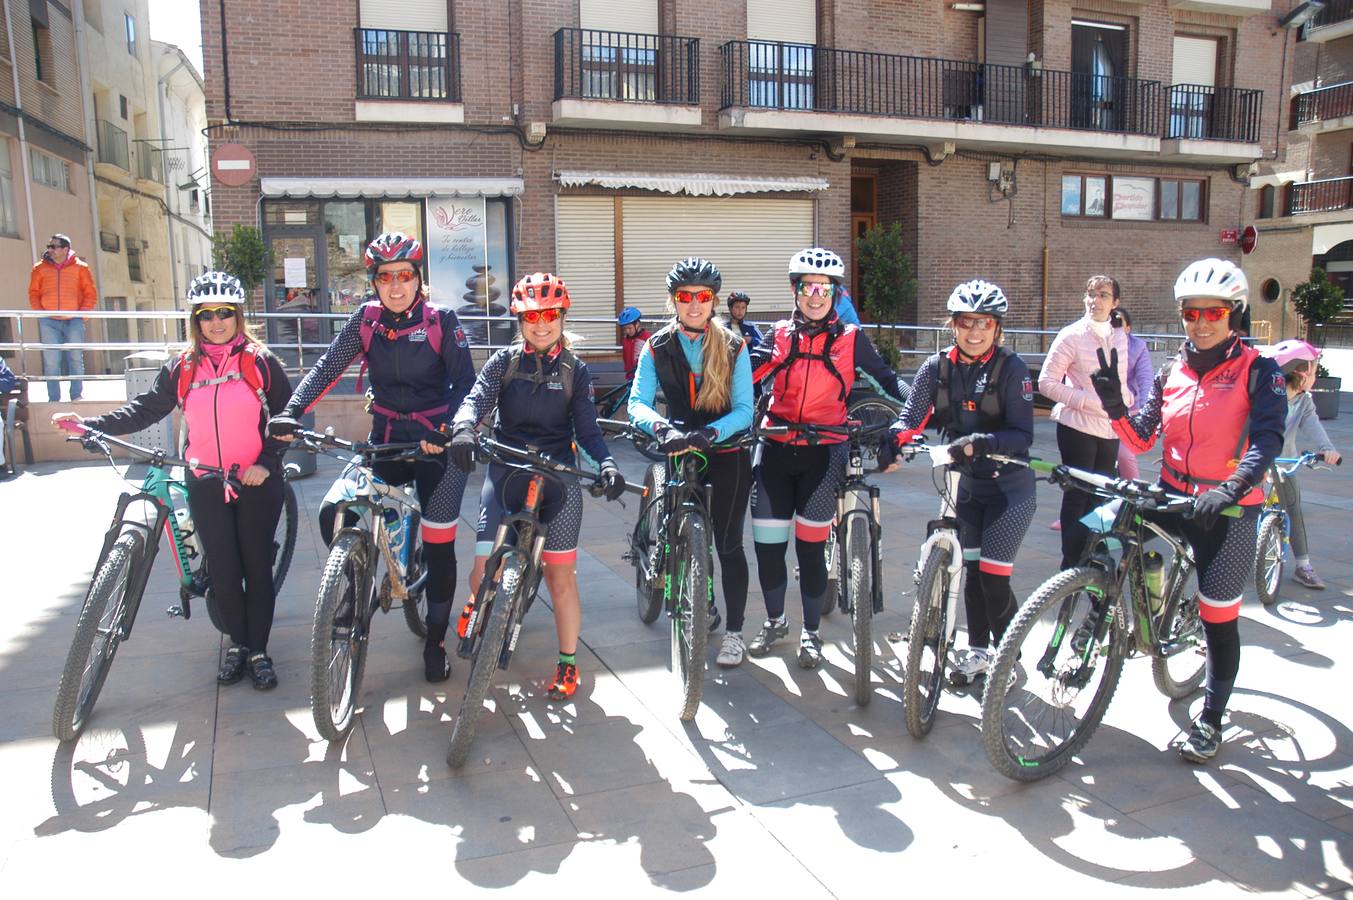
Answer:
[{"left": 166, "top": 604, "right": 186, "bottom": 619}]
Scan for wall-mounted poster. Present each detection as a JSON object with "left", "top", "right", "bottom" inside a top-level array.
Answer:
[
  {"left": 1112, "top": 177, "right": 1156, "bottom": 221},
  {"left": 426, "top": 195, "right": 512, "bottom": 347}
]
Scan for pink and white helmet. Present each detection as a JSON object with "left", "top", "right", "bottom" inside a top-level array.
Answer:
[{"left": 1263, "top": 338, "right": 1319, "bottom": 371}]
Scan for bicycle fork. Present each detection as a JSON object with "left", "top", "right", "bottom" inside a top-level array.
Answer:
[{"left": 914, "top": 527, "right": 964, "bottom": 657}]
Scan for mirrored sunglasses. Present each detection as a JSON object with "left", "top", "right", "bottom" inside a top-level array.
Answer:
[
  {"left": 1180, "top": 306, "right": 1230, "bottom": 324},
  {"left": 674, "top": 289, "right": 715, "bottom": 305},
  {"left": 374, "top": 270, "right": 418, "bottom": 285},
  {"left": 953, "top": 315, "right": 996, "bottom": 331},
  {"left": 520, "top": 308, "right": 563, "bottom": 324},
  {"left": 797, "top": 282, "right": 835, "bottom": 298},
  {"left": 195, "top": 306, "right": 237, "bottom": 322}
]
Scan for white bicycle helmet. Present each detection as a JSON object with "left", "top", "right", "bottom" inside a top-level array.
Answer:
[
  {"left": 1174, "top": 258, "right": 1248, "bottom": 312},
  {"left": 1263, "top": 338, "right": 1319, "bottom": 372},
  {"left": 946, "top": 279, "right": 1008, "bottom": 318},
  {"left": 186, "top": 271, "right": 247, "bottom": 307},
  {"left": 788, "top": 247, "right": 846, "bottom": 283}
]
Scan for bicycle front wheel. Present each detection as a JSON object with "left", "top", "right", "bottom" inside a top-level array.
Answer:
[
  {"left": 672, "top": 515, "right": 710, "bottom": 722},
  {"left": 310, "top": 533, "right": 375, "bottom": 741},
  {"left": 53, "top": 530, "right": 144, "bottom": 741},
  {"left": 846, "top": 396, "right": 901, "bottom": 465},
  {"left": 842, "top": 514, "right": 875, "bottom": 706},
  {"left": 821, "top": 524, "right": 839, "bottom": 617},
  {"left": 635, "top": 462, "right": 667, "bottom": 624},
  {"left": 1151, "top": 561, "right": 1206, "bottom": 699},
  {"left": 448, "top": 562, "right": 519, "bottom": 768},
  {"left": 1254, "top": 512, "right": 1284, "bottom": 607},
  {"left": 981, "top": 567, "right": 1126, "bottom": 782},
  {"left": 903, "top": 543, "right": 952, "bottom": 738}
]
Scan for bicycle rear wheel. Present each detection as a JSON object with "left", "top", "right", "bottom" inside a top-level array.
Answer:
[
  {"left": 53, "top": 530, "right": 144, "bottom": 741},
  {"left": 310, "top": 533, "right": 375, "bottom": 741},
  {"left": 842, "top": 513, "right": 875, "bottom": 706},
  {"left": 903, "top": 543, "right": 952, "bottom": 738},
  {"left": 448, "top": 561, "right": 519, "bottom": 768},
  {"left": 1254, "top": 512, "right": 1284, "bottom": 607},
  {"left": 272, "top": 478, "right": 299, "bottom": 593},
  {"left": 981, "top": 567, "right": 1126, "bottom": 782},
  {"left": 401, "top": 539, "right": 429, "bottom": 638},
  {"left": 821, "top": 524, "right": 839, "bottom": 617},
  {"left": 635, "top": 463, "right": 667, "bottom": 624},
  {"left": 672, "top": 515, "right": 710, "bottom": 721},
  {"left": 847, "top": 396, "right": 901, "bottom": 465},
  {"left": 1151, "top": 562, "right": 1206, "bottom": 700}
]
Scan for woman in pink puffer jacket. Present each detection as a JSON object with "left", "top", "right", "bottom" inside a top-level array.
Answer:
[{"left": 1039, "top": 275, "right": 1132, "bottom": 568}]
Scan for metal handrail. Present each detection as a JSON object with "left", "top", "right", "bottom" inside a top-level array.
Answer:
[
  {"left": 553, "top": 28, "right": 699, "bottom": 104},
  {"left": 0, "top": 308, "right": 1192, "bottom": 386},
  {"left": 1165, "top": 84, "right": 1262, "bottom": 142},
  {"left": 1292, "top": 80, "right": 1353, "bottom": 127},
  {"left": 354, "top": 28, "right": 461, "bottom": 102}
]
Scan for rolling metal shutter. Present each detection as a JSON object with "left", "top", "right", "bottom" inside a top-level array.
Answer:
[
  {"left": 359, "top": 0, "right": 447, "bottom": 31},
  {"left": 1172, "top": 36, "right": 1218, "bottom": 87},
  {"left": 555, "top": 196, "right": 618, "bottom": 349},
  {"left": 747, "top": 0, "right": 815, "bottom": 43},
  {"left": 579, "top": 0, "right": 658, "bottom": 34},
  {"left": 620, "top": 197, "right": 815, "bottom": 323}
]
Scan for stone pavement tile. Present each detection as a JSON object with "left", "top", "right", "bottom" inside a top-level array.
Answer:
[
  {"left": 212, "top": 706, "right": 329, "bottom": 775},
  {"left": 1329, "top": 812, "right": 1353, "bottom": 837},
  {"left": 1241, "top": 608, "right": 1343, "bottom": 667},
  {"left": 690, "top": 667, "right": 808, "bottom": 741},
  {"left": 1215, "top": 735, "right": 1353, "bottom": 825},
  {"left": 885, "top": 714, "right": 1037, "bottom": 803},
  {"left": 207, "top": 732, "right": 382, "bottom": 859},
  {"left": 0, "top": 685, "right": 66, "bottom": 743},
  {"left": 1130, "top": 784, "right": 1353, "bottom": 897},
  {"left": 692, "top": 717, "right": 883, "bottom": 806},
  {"left": 516, "top": 715, "right": 686, "bottom": 800},
  {"left": 382, "top": 768, "right": 578, "bottom": 862},
  {"left": 367, "top": 698, "right": 529, "bottom": 785},
  {"left": 49, "top": 650, "right": 222, "bottom": 732}
]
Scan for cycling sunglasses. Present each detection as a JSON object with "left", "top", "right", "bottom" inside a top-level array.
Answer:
[
  {"left": 953, "top": 315, "right": 996, "bottom": 331},
  {"left": 797, "top": 281, "right": 835, "bottom": 298},
  {"left": 520, "top": 308, "right": 563, "bottom": 324},
  {"left": 373, "top": 270, "right": 418, "bottom": 285},
  {"left": 1179, "top": 306, "right": 1231, "bottom": 324},
  {"left": 674, "top": 289, "right": 715, "bottom": 305},
  {"left": 194, "top": 306, "right": 237, "bottom": 322}
]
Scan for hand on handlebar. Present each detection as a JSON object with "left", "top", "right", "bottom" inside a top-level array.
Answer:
[
  {"left": 875, "top": 429, "right": 902, "bottom": 472},
  {"left": 598, "top": 458, "right": 627, "bottom": 501},
  {"left": 267, "top": 415, "right": 300, "bottom": 441},
  {"left": 654, "top": 424, "right": 692, "bottom": 455},
  {"left": 52, "top": 413, "right": 87, "bottom": 433},
  {"left": 1322, "top": 449, "right": 1342, "bottom": 466},
  {"left": 448, "top": 423, "right": 477, "bottom": 472},
  {"left": 948, "top": 433, "right": 993, "bottom": 464},
  {"left": 1190, "top": 479, "right": 1244, "bottom": 530}
]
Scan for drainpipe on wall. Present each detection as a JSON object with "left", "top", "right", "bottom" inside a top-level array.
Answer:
[
  {"left": 71, "top": 0, "right": 106, "bottom": 299},
  {"left": 157, "top": 51, "right": 189, "bottom": 311},
  {"left": 4, "top": 0, "right": 39, "bottom": 268}
]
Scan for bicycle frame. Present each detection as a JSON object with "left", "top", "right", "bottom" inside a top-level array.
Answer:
[
  {"left": 912, "top": 465, "right": 965, "bottom": 642},
  {"left": 330, "top": 469, "right": 425, "bottom": 604},
  {"left": 658, "top": 453, "right": 715, "bottom": 615},
  {"left": 838, "top": 433, "right": 884, "bottom": 614}
]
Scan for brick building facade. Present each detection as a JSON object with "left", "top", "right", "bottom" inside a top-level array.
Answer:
[{"left": 201, "top": 0, "right": 1296, "bottom": 349}]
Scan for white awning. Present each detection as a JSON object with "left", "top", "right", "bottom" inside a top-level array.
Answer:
[
  {"left": 1313, "top": 223, "right": 1353, "bottom": 256},
  {"left": 554, "top": 170, "right": 829, "bottom": 197},
  {"left": 260, "top": 177, "right": 524, "bottom": 199}
]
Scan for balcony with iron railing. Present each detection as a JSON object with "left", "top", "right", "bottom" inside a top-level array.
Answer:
[
  {"left": 135, "top": 144, "right": 162, "bottom": 183},
  {"left": 1161, "top": 83, "right": 1263, "bottom": 161},
  {"left": 354, "top": 28, "right": 462, "bottom": 123},
  {"left": 95, "top": 119, "right": 129, "bottom": 171},
  {"left": 553, "top": 28, "right": 702, "bottom": 129},
  {"left": 1305, "top": 0, "right": 1353, "bottom": 41},
  {"left": 1292, "top": 80, "right": 1353, "bottom": 132},
  {"left": 717, "top": 41, "right": 1163, "bottom": 156},
  {"left": 1287, "top": 176, "right": 1353, "bottom": 215}
]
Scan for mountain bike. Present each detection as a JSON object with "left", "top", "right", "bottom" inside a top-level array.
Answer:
[
  {"left": 1255, "top": 452, "right": 1340, "bottom": 606},
  {"left": 617, "top": 421, "right": 772, "bottom": 721},
  {"left": 51, "top": 421, "right": 298, "bottom": 741},
  {"left": 594, "top": 379, "right": 633, "bottom": 419},
  {"left": 979, "top": 459, "right": 1241, "bottom": 782},
  {"left": 898, "top": 439, "right": 969, "bottom": 737},
  {"left": 768, "top": 419, "right": 891, "bottom": 705},
  {"left": 447, "top": 433, "right": 643, "bottom": 767},
  {"left": 290, "top": 428, "right": 434, "bottom": 741}
]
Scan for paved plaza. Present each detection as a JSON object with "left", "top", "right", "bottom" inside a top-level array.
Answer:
[{"left": 1, "top": 408, "right": 1351, "bottom": 897}]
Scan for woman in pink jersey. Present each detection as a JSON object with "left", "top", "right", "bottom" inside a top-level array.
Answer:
[{"left": 53, "top": 272, "right": 293, "bottom": 689}]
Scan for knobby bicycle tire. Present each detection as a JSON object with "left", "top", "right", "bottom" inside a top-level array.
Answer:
[
  {"left": 673, "top": 515, "right": 710, "bottom": 722},
  {"left": 53, "top": 530, "right": 144, "bottom": 741},
  {"left": 310, "top": 533, "right": 374, "bottom": 741},
  {"left": 981, "top": 567, "right": 1127, "bottom": 782},
  {"left": 401, "top": 540, "right": 429, "bottom": 638},
  {"left": 821, "top": 525, "right": 839, "bottom": 617},
  {"left": 635, "top": 462, "right": 667, "bottom": 624},
  {"left": 903, "top": 542, "right": 953, "bottom": 738},
  {"left": 843, "top": 513, "right": 874, "bottom": 706},
  {"left": 448, "top": 561, "right": 520, "bottom": 768},
  {"left": 846, "top": 396, "right": 901, "bottom": 464},
  {"left": 1150, "top": 562, "right": 1206, "bottom": 700},
  {"left": 1254, "top": 512, "right": 1285, "bottom": 607}
]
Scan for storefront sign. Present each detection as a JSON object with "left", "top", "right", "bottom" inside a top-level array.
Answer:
[
  {"left": 1111, "top": 177, "right": 1155, "bottom": 221},
  {"left": 426, "top": 195, "right": 510, "bottom": 346}
]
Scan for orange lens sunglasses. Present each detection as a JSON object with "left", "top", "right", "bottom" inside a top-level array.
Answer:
[
  {"left": 674, "top": 289, "right": 715, "bottom": 304},
  {"left": 1179, "top": 307, "right": 1230, "bottom": 324},
  {"left": 520, "top": 308, "right": 563, "bottom": 324}
]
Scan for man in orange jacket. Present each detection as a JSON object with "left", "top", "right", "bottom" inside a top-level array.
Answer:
[{"left": 28, "top": 234, "right": 97, "bottom": 401}]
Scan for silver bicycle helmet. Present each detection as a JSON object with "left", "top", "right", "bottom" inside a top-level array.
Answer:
[{"left": 946, "top": 279, "right": 1008, "bottom": 318}]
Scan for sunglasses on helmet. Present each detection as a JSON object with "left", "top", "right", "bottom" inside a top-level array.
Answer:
[
  {"left": 194, "top": 306, "right": 238, "bottom": 322},
  {"left": 674, "top": 289, "right": 715, "bottom": 305},
  {"left": 1179, "top": 306, "right": 1231, "bottom": 324},
  {"left": 373, "top": 270, "right": 418, "bottom": 285},
  {"left": 520, "top": 308, "right": 563, "bottom": 324}
]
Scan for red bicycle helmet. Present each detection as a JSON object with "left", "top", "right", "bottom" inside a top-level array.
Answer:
[
  {"left": 510, "top": 272, "right": 571, "bottom": 313},
  {"left": 364, "top": 232, "right": 424, "bottom": 273}
]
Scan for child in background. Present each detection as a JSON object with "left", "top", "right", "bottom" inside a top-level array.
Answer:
[{"left": 1264, "top": 339, "right": 1341, "bottom": 589}]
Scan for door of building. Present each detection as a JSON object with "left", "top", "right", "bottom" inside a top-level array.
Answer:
[
  {"left": 268, "top": 232, "right": 325, "bottom": 368},
  {"left": 1071, "top": 21, "right": 1128, "bottom": 131}
]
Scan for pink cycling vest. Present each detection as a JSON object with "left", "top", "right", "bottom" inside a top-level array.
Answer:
[{"left": 182, "top": 353, "right": 264, "bottom": 475}]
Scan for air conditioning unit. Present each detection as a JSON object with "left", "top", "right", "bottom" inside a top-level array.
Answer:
[{"left": 526, "top": 122, "right": 547, "bottom": 143}]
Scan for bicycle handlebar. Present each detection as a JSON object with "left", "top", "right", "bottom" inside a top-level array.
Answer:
[
  {"left": 1273, "top": 451, "right": 1341, "bottom": 476},
  {"left": 291, "top": 427, "right": 428, "bottom": 463},
  {"left": 477, "top": 434, "right": 647, "bottom": 498},
  {"left": 60, "top": 420, "right": 242, "bottom": 488}
]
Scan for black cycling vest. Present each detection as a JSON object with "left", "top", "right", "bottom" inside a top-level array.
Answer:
[
  {"left": 648, "top": 324, "right": 743, "bottom": 430},
  {"left": 931, "top": 346, "right": 1011, "bottom": 441}
]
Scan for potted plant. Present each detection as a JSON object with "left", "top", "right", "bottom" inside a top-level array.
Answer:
[
  {"left": 855, "top": 222, "right": 917, "bottom": 372},
  {"left": 1291, "top": 267, "right": 1344, "bottom": 419}
]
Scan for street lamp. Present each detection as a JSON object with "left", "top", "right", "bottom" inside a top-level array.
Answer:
[{"left": 1279, "top": 0, "right": 1326, "bottom": 30}]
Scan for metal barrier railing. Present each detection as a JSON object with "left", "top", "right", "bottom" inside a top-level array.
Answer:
[{"left": 0, "top": 308, "right": 1195, "bottom": 389}]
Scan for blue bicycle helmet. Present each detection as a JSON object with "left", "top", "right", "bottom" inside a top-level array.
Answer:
[{"left": 617, "top": 306, "right": 642, "bottom": 326}]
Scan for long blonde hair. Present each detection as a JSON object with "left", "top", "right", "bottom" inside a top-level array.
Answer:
[{"left": 664, "top": 301, "right": 737, "bottom": 412}]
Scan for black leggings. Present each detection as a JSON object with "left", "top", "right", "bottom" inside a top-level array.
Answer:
[
  {"left": 1056, "top": 423, "right": 1119, "bottom": 568},
  {"left": 963, "top": 563, "right": 1018, "bottom": 650},
  {"left": 702, "top": 449, "right": 753, "bottom": 633},
  {"left": 186, "top": 472, "right": 284, "bottom": 652}
]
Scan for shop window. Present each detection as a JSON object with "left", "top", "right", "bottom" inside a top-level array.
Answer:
[{"left": 1062, "top": 173, "right": 1205, "bottom": 222}]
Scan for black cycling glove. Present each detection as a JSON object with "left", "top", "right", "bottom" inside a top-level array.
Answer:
[
  {"left": 599, "top": 459, "right": 626, "bottom": 501},
  {"left": 1090, "top": 347, "right": 1129, "bottom": 420},
  {"left": 266, "top": 415, "right": 300, "bottom": 438},
  {"left": 948, "top": 433, "right": 993, "bottom": 464},
  {"left": 1191, "top": 479, "right": 1244, "bottom": 530},
  {"left": 876, "top": 430, "right": 902, "bottom": 469},
  {"left": 448, "top": 423, "right": 477, "bottom": 472}
]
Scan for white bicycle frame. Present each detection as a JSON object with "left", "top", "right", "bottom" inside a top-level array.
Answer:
[
  {"left": 912, "top": 445, "right": 966, "bottom": 657},
  {"left": 331, "top": 461, "right": 423, "bottom": 601}
]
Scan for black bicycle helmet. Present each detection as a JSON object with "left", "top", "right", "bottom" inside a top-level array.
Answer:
[
  {"left": 666, "top": 256, "right": 722, "bottom": 294},
  {"left": 726, "top": 290, "right": 750, "bottom": 309}
]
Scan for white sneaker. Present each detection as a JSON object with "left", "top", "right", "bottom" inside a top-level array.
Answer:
[
  {"left": 716, "top": 632, "right": 746, "bottom": 668},
  {"left": 952, "top": 647, "right": 991, "bottom": 682}
]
